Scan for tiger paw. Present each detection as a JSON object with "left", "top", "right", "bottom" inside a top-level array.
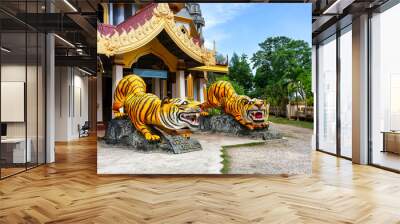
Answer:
[
  {"left": 200, "top": 111, "right": 209, "bottom": 116},
  {"left": 181, "top": 133, "right": 191, "bottom": 139},
  {"left": 262, "top": 122, "right": 270, "bottom": 128},
  {"left": 114, "top": 112, "right": 126, "bottom": 118},
  {"left": 145, "top": 133, "right": 161, "bottom": 141},
  {"left": 246, "top": 124, "right": 255, "bottom": 130}
]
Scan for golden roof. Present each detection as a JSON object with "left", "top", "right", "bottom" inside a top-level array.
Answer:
[{"left": 97, "top": 3, "right": 216, "bottom": 66}]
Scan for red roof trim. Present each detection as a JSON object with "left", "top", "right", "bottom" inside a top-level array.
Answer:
[{"left": 98, "top": 3, "right": 157, "bottom": 36}]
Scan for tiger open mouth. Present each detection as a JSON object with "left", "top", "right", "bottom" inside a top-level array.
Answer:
[
  {"left": 179, "top": 112, "right": 200, "bottom": 127},
  {"left": 247, "top": 110, "right": 265, "bottom": 123}
]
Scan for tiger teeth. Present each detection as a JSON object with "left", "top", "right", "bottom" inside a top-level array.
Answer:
[{"left": 180, "top": 112, "right": 201, "bottom": 126}]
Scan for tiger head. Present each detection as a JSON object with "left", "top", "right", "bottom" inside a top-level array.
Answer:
[
  {"left": 160, "top": 98, "right": 201, "bottom": 130},
  {"left": 238, "top": 96, "right": 269, "bottom": 129}
]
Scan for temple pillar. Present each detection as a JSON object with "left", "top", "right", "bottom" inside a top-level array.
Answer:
[
  {"left": 100, "top": 3, "right": 109, "bottom": 24},
  {"left": 115, "top": 4, "right": 125, "bottom": 25},
  {"left": 154, "top": 78, "right": 161, "bottom": 97},
  {"left": 193, "top": 78, "right": 198, "bottom": 101},
  {"left": 161, "top": 79, "right": 167, "bottom": 99},
  {"left": 199, "top": 78, "right": 207, "bottom": 103},
  {"left": 187, "top": 73, "right": 194, "bottom": 100},
  {"left": 109, "top": 3, "right": 113, "bottom": 25},
  {"left": 112, "top": 64, "right": 123, "bottom": 117},
  {"left": 176, "top": 70, "right": 186, "bottom": 98}
]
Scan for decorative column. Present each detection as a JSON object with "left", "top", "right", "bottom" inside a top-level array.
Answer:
[
  {"left": 193, "top": 77, "right": 198, "bottom": 101},
  {"left": 100, "top": 3, "right": 109, "bottom": 24},
  {"left": 199, "top": 78, "right": 207, "bottom": 103},
  {"left": 176, "top": 70, "right": 186, "bottom": 98},
  {"left": 352, "top": 14, "right": 369, "bottom": 164},
  {"left": 161, "top": 79, "right": 167, "bottom": 99},
  {"left": 154, "top": 78, "right": 161, "bottom": 97},
  {"left": 187, "top": 73, "right": 194, "bottom": 100}
]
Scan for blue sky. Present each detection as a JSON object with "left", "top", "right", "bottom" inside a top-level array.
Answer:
[{"left": 199, "top": 3, "right": 311, "bottom": 65}]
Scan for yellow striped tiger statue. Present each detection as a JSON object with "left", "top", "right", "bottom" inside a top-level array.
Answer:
[
  {"left": 201, "top": 80, "right": 269, "bottom": 130},
  {"left": 113, "top": 74, "right": 201, "bottom": 141}
]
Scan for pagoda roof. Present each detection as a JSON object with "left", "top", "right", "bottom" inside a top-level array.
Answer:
[
  {"left": 188, "top": 65, "right": 228, "bottom": 74},
  {"left": 97, "top": 3, "right": 215, "bottom": 66},
  {"left": 98, "top": 4, "right": 157, "bottom": 36}
]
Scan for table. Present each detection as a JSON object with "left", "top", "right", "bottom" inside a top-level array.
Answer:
[
  {"left": 1, "top": 138, "right": 31, "bottom": 163},
  {"left": 382, "top": 131, "right": 400, "bottom": 154}
]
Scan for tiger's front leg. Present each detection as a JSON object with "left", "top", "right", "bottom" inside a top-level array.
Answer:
[
  {"left": 181, "top": 132, "right": 191, "bottom": 139},
  {"left": 112, "top": 102, "right": 126, "bottom": 118},
  {"left": 200, "top": 101, "right": 211, "bottom": 116},
  {"left": 159, "top": 128, "right": 191, "bottom": 139},
  {"left": 133, "top": 121, "right": 160, "bottom": 142},
  {"left": 234, "top": 114, "right": 254, "bottom": 130}
]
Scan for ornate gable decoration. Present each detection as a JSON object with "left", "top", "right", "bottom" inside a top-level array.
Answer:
[{"left": 97, "top": 3, "right": 216, "bottom": 66}]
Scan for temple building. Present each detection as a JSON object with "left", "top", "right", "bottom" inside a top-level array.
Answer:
[{"left": 97, "top": 3, "right": 228, "bottom": 122}]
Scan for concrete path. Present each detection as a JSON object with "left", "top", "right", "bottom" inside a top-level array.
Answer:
[{"left": 97, "top": 133, "right": 263, "bottom": 174}]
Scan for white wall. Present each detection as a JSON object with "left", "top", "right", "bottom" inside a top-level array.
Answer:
[
  {"left": 55, "top": 66, "right": 69, "bottom": 141},
  {"left": 1, "top": 65, "right": 40, "bottom": 138},
  {"left": 54, "top": 66, "right": 89, "bottom": 141},
  {"left": 72, "top": 72, "right": 89, "bottom": 138},
  {"left": 1, "top": 63, "right": 46, "bottom": 164}
]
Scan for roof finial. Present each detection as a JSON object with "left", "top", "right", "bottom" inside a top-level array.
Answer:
[{"left": 213, "top": 40, "right": 216, "bottom": 52}]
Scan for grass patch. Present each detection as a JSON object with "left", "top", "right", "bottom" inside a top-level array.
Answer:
[
  {"left": 268, "top": 116, "right": 313, "bottom": 129},
  {"left": 220, "top": 141, "right": 265, "bottom": 174},
  {"left": 220, "top": 147, "right": 231, "bottom": 174}
]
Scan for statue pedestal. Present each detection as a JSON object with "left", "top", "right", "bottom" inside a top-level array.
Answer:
[
  {"left": 103, "top": 117, "right": 202, "bottom": 154},
  {"left": 199, "top": 114, "right": 282, "bottom": 140}
]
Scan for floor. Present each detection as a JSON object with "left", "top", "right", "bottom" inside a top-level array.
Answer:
[
  {"left": 0, "top": 162, "right": 43, "bottom": 179},
  {"left": 0, "top": 167, "right": 25, "bottom": 178},
  {"left": 373, "top": 150, "right": 400, "bottom": 171},
  {"left": 1, "top": 135, "right": 400, "bottom": 223}
]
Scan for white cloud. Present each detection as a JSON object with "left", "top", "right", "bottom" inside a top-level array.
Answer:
[
  {"left": 204, "top": 32, "right": 229, "bottom": 49},
  {"left": 200, "top": 3, "right": 249, "bottom": 52},
  {"left": 200, "top": 3, "right": 249, "bottom": 31}
]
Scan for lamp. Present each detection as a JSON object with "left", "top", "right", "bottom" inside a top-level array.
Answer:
[
  {"left": 78, "top": 67, "right": 93, "bottom": 76},
  {"left": 1, "top": 47, "right": 11, "bottom": 53},
  {"left": 54, "top": 34, "right": 75, "bottom": 48},
  {"left": 63, "top": 0, "right": 78, "bottom": 12}
]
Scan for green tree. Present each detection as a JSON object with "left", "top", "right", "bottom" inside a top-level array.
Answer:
[
  {"left": 251, "top": 36, "right": 312, "bottom": 116},
  {"left": 215, "top": 53, "right": 227, "bottom": 65},
  {"left": 228, "top": 53, "right": 253, "bottom": 94},
  {"left": 207, "top": 74, "right": 245, "bottom": 96}
]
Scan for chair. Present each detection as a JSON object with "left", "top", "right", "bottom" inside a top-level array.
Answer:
[{"left": 79, "top": 121, "right": 90, "bottom": 138}]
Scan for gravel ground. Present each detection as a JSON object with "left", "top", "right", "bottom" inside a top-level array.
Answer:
[
  {"left": 227, "top": 123, "right": 313, "bottom": 175},
  {"left": 97, "top": 123, "right": 312, "bottom": 175}
]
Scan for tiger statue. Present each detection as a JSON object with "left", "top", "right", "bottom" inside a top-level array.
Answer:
[
  {"left": 113, "top": 74, "right": 201, "bottom": 141},
  {"left": 201, "top": 80, "right": 269, "bottom": 130}
]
